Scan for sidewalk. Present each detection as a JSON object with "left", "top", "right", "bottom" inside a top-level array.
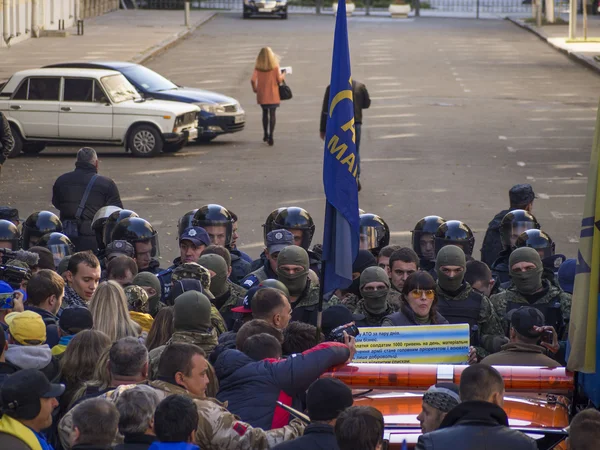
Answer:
[
  {"left": 0, "top": 9, "right": 215, "bottom": 81},
  {"left": 508, "top": 14, "right": 600, "bottom": 73}
]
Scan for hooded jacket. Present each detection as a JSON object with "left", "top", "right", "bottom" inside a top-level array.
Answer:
[
  {"left": 5, "top": 344, "right": 60, "bottom": 382},
  {"left": 214, "top": 343, "right": 350, "bottom": 430},
  {"left": 416, "top": 401, "right": 536, "bottom": 450}
]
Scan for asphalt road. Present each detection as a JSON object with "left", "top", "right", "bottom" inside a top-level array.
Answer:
[{"left": 3, "top": 13, "right": 600, "bottom": 264}]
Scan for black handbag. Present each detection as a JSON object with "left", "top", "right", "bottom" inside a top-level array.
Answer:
[
  {"left": 279, "top": 81, "right": 292, "bottom": 101},
  {"left": 63, "top": 174, "right": 98, "bottom": 238}
]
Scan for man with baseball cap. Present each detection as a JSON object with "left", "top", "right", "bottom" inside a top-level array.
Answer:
[
  {"left": 4, "top": 311, "right": 60, "bottom": 381},
  {"left": 417, "top": 383, "right": 460, "bottom": 433},
  {"left": 157, "top": 226, "right": 211, "bottom": 302},
  {"left": 0, "top": 368, "right": 64, "bottom": 449},
  {"left": 51, "top": 307, "right": 94, "bottom": 357},
  {"left": 242, "top": 229, "right": 295, "bottom": 290},
  {"left": 272, "top": 378, "right": 353, "bottom": 450},
  {"left": 481, "top": 306, "right": 561, "bottom": 367}
]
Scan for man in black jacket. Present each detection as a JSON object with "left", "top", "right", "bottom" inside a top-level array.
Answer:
[
  {"left": 272, "top": 378, "right": 353, "bottom": 450},
  {"left": 320, "top": 81, "right": 370, "bottom": 190},
  {"left": 416, "top": 364, "right": 536, "bottom": 450},
  {"left": 52, "top": 147, "right": 123, "bottom": 252},
  {"left": 0, "top": 112, "right": 14, "bottom": 177}
]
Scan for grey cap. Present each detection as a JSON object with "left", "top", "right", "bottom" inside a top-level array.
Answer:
[
  {"left": 0, "top": 207, "right": 20, "bottom": 222},
  {"left": 105, "top": 240, "right": 135, "bottom": 259},
  {"left": 509, "top": 184, "right": 535, "bottom": 206},
  {"left": 267, "top": 229, "right": 294, "bottom": 254}
]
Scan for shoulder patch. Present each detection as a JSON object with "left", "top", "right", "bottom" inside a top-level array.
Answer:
[
  {"left": 242, "top": 277, "right": 256, "bottom": 288},
  {"left": 233, "top": 422, "right": 248, "bottom": 436}
]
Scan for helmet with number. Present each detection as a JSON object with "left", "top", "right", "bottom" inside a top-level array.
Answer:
[
  {"left": 192, "top": 204, "right": 233, "bottom": 248},
  {"left": 359, "top": 214, "right": 390, "bottom": 257},
  {"left": 103, "top": 209, "right": 139, "bottom": 246},
  {"left": 0, "top": 219, "right": 20, "bottom": 250},
  {"left": 412, "top": 216, "right": 445, "bottom": 260},
  {"left": 178, "top": 209, "right": 199, "bottom": 239},
  {"left": 92, "top": 206, "right": 122, "bottom": 250},
  {"left": 37, "top": 232, "right": 75, "bottom": 268},
  {"left": 500, "top": 209, "right": 540, "bottom": 250},
  {"left": 434, "top": 220, "right": 475, "bottom": 256},
  {"left": 273, "top": 207, "right": 316, "bottom": 250},
  {"left": 23, "top": 211, "right": 63, "bottom": 250},
  {"left": 515, "top": 229, "right": 555, "bottom": 259},
  {"left": 263, "top": 208, "right": 287, "bottom": 245},
  {"left": 111, "top": 217, "right": 160, "bottom": 258}
]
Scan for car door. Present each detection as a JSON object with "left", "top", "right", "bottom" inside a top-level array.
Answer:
[
  {"left": 8, "top": 77, "right": 60, "bottom": 138},
  {"left": 59, "top": 78, "right": 114, "bottom": 140}
]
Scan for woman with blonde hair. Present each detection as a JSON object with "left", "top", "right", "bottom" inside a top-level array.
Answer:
[
  {"left": 89, "top": 280, "right": 141, "bottom": 342},
  {"left": 251, "top": 47, "right": 285, "bottom": 146}
]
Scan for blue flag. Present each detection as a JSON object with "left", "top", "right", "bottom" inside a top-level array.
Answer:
[{"left": 321, "top": 0, "right": 360, "bottom": 295}]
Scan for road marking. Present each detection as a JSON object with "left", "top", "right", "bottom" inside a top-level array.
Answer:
[
  {"left": 526, "top": 176, "right": 587, "bottom": 180},
  {"left": 378, "top": 133, "right": 418, "bottom": 139},
  {"left": 499, "top": 136, "right": 589, "bottom": 140},
  {"left": 277, "top": 197, "right": 324, "bottom": 205},
  {"left": 375, "top": 82, "right": 404, "bottom": 86},
  {"left": 371, "top": 96, "right": 408, "bottom": 100},
  {"left": 369, "top": 104, "right": 413, "bottom": 109},
  {"left": 538, "top": 193, "right": 585, "bottom": 199},
  {"left": 366, "top": 76, "right": 397, "bottom": 80},
  {"left": 368, "top": 123, "right": 422, "bottom": 128},
  {"left": 372, "top": 89, "right": 418, "bottom": 94},
  {"left": 517, "top": 161, "right": 526, "bottom": 167},
  {"left": 370, "top": 114, "right": 415, "bottom": 119},
  {"left": 362, "top": 157, "right": 417, "bottom": 162},
  {"left": 134, "top": 168, "right": 192, "bottom": 176},
  {"left": 551, "top": 211, "right": 583, "bottom": 219},
  {"left": 528, "top": 117, "right": 594, "bottom": 122},
  {"left": 121, "top": 196, "right": 152, "bottom": 201},
  {"left": 506, "top": 146, "right": 584, "bottom": 151}
]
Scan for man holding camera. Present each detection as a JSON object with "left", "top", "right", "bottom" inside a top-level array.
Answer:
[{"left": 0, "top": 112, "right": 14, "bottom": 178}]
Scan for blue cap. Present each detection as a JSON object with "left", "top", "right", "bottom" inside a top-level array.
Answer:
[
  {"left": 231, "top": 286, "right": 261, "bottom": 314},
  {"left": 558, "top": 258, "right": 576, "bottom": 294},
  {"left": 266, "top": 229, "right": 294, "bottom": 254},
  {"left": 180, "top": 227, "right": 210, "bottom": 247},
  {"left": 0, "top": 281, "right": 14, "bottom": 309}
]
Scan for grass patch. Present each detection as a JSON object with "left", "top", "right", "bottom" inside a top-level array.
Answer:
[{"left": 524, "top": 16, "right": 568, "bottom": 25}]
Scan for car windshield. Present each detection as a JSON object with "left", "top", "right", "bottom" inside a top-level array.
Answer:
[
  {"left": 120, "top": 65, "right": 177, "bottom": 92},
  {"left": 101, "top": 74, "right": 141, "bottom": 103}
]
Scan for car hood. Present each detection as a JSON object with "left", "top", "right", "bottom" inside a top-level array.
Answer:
[
  {"left": 149, "top": 87, "right": 237, "bottom": 105},
  {"left": 115, "top": 99, "right": 200, "bottom": 115}
]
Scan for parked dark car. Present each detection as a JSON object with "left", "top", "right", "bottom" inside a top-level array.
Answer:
[
  {"left": 45, "top": 62, "right": 245, "bottom": 142},
  {"left": 243, "top": 0, "right": 288, "bottom": 19}
]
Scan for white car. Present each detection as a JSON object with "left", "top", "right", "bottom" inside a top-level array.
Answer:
[{"left": 0, "top": 68, "right": 200, "bottom": 157}]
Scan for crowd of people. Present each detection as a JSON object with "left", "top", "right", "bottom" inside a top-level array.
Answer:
[{"left": 0, "top": 147, "right": 596, "bottom": 450}]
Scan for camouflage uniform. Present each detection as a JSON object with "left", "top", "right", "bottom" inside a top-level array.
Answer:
[
  {"left": 218, "top": 280, "right": 247, "bottom": 330},
  {"left": 353, "top": 300, "right": 396, "bottom": 327},
  {"left": 290, "top": 281, "right": 321, "bottom": 325},
  {"left": 124, "top": 285, "right": 150, "bottom": 313},
  {"left": 149, "top": 380, "right": 305, "bottom": 450},
  {"left": 436, "top": 284, "right": 505, "bottom": 359},
  {"left": 489, "top": 279, "right": 571, "bottom": 339},
  {"left": 329, "top": 289, "right": 401, "bottom": 314}
]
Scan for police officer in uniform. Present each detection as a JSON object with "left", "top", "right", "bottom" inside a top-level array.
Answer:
[
  {"left": 490, "top": 247, "right": 571, "bottom": 342},
  {"left": 157, "top": 226, "right": 211, "bottom": 303},
  {"left": 481, "top": 184, "right": 537, "bottom": 267},
  {"left": 22, "top": 211, "right": 63, "bottom": 249},
  {"left": 434, "top": 245, "right": 505, "bottom": 358},
  {"left": 359, "top": 213, "right": 390, "bottom": 258},
  {"left": 193, "top": 204, "right": 251, "bottom": 285},
  {"left": 249, "top": 208, "right": 287, "bottom": 272},
  {"left": 491, "top": 210, "right": 539, "bottom": 285},
  {"left": 111, "top": 217, "right": 162, "bottom": 274},
  {"left": 37, "top": 232, "right": 75, "bottom": 269},
  {"left": 276, "top": 245, "right": 320, "bottom": 326},
  {"left": 241, "top": 229, "right": 295, "bottom": 290},
  {"left": 0, "top": 219, "right": 20, "bottom": 251},
  {"left": 102, "top": 209, "right": 139, "bottom": 248},
  {"left": 178, "top": 209, "right": 199, "bottom": 238},
  {"left": 91, "top": 206, "right": 122, "bottom": 259},
  {"left": 434, "top": 220, "right": 475, "bottom": 258},
  {"left": 514, "top": 229, "right": 565, "bottom": 287},
  {"left": 412, "top": 216, "right": 445, "bottom": 274}
]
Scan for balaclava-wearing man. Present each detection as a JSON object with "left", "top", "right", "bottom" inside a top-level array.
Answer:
[
  {"left": 353, "top": 266, "right": 394, "bottom": 327},
  {"left": 435, "top": 245, "right": 466, "bottom": 294},
  {"left": 509, "top": 247, "right": 543, "bottom": 295},
  {"left": 276, "top": 246, "right": 310, "bottom": 300}
]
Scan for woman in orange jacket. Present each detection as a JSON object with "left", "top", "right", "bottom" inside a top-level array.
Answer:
[{"left": 251, "top": 47, "right": 285, "bottom": 146}]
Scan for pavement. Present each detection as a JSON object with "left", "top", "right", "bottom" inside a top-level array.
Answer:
[
  {"left": 0, "top": 9, "right": 216, "bottom": 82},
  {"left": 508, "top": 14, "right": 600, "bottom": 73},
  {"left": 2, "top": 14, "right": 599, "bottom": 264}
]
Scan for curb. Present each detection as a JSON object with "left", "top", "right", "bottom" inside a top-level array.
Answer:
[
  {"left": 131, "top": 12, "right": 217, "bottom": 64},
  {"left": 506, "top": 17, "right": 600, "bottom": 75}
]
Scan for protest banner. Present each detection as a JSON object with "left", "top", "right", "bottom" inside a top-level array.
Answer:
[{"left": 354, "top": 324, "right": 470, "bottom": 364}]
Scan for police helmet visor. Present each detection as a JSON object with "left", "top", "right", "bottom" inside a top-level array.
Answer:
[
  {"left": 359, "top": 226, "right": 379, "bottom": 252},
  {"left": 506, "top": 221, "right": 537, "bottom": 247},
  {"left": 133, "top": 234, "right": 160, "bottom": 259},
  {"left": 413, "top": 232, "right": 436, "bottom": 260},
  {"left": 47, "top": 244, "right": 72, "bottom": 269},
  {"left": 177, "top": 210, "right": 198, "bottom": 239}
]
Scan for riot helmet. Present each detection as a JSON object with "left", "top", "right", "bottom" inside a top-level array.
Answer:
[
  {"left": 111, "top": 217, "right": 160, "bottom": 258},
  {"left": 0, "top": 219, "right": 20, "bottom": 250},
  {"left": 92, "top": 206, "right": 122, "bottom": 250},
  {"left": 37, "top": 232, "right": 74, "bottom": 268},
  {"left": 192, "top": 204, "right": 234, "bottom": 248},
  {"left": 359, "top": 214, "right": 390, "bottom": 257},
  {"left": 178, "top": 209, "right": 199, "bottom": 239},
  {"left": 515, "top": 229, "right": 555, "bottom": 260},
  {"left": 102, "top": 209, "right": 139, "bottom": 246},
  {"left": 412, "top": 216, "right": 445, "bottom": 260},
  {"left": 273, "top": 207, "right": 316, "bottom": 250},
  {"left": 434, "top": 220, "right": 475, "bottom": 256},
  {"left": 500, "top": 210, "right": 540, "bottom": 250},
  {"left": 257, "top": 279, "right": 290, "bottom": 298},
  {"left": 263, "top": 208, "right": 286, "bottom": 245},
  {"left": 23, "top": 211, "right": 62, "bottom": 250}
]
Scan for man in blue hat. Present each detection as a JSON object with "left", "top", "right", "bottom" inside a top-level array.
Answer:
[
  {"left": 481, "top": 184, "right": 540, "bottom": 267},
  {"left": 157, "top": 227, "right": 211, "bottom": 303},
  {"left": 241, "top": 229, "right": 295, "bottom": 290}
]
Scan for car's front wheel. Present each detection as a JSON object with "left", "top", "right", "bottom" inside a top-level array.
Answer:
[
  {"left": 7, "top": 124, "right": 24, "bottom": 158},
  {"left": 128, "top": 124, "right": 163, "bottom": 157}
]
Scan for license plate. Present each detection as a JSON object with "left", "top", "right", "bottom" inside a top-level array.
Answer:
[
  {"left": 188, "top": 129, "right": 198, "bottom": 141},
  {"left": 258, "top": 7, "right": 272, "bottom": 12},
  {"left": 235, "top": 114, "right": 245, "bottom": 124}
]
